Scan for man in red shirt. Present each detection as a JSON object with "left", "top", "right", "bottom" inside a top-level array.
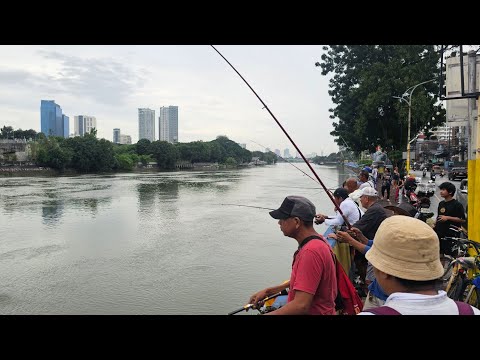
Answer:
[{"left": 248, "top": 196, "right": 338, "bottom": 315}]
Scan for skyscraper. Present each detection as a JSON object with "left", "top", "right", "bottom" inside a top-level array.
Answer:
[
  {"left": 159, "top": 106, "right": 178, "bottom": 144},
  {"left": 113, "top": 128, "right": 121, "bottom": 144},
  {"left": 74, "top": 115, "right": 97, "bottom": 136},
  {"left": 138, "top": 108, "right": 155, "bottom": 142},
  {"left": 41, "top": 100, "right": 69, "bottom": 138}
]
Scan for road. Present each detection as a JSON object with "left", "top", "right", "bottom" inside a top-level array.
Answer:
[{"left": 375, "top": 170, "right": 463, "bottom": 219}]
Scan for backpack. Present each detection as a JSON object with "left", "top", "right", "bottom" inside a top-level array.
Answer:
[
  {"left": 332, "top": 252, "right": 363, "bottom": 315},
  {"left": 301, "top": 235, "right": 364, "bottom": 315},
  {"left": 365, "top": 301, "right": 474, "bottom": 315}
]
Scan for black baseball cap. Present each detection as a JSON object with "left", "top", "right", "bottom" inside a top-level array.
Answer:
[
  {"left": 333, "top": 187, "right": 349, "bottom": 200},
  {"left": 269, "top": 196, "right": 316, "bottom": 222}
]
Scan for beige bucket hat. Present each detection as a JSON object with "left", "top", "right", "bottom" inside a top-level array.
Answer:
[{"left": 365, "top": 216, "right": 444, "bottom": 281}]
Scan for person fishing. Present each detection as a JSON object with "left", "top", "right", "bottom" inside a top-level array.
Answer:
[{"left": 248, "top": 196, "right": 337, "bottom": 315}]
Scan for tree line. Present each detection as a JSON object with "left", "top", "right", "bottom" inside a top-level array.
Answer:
[{"left": 5, "top": 130, "right": 278, "bottom": 172}]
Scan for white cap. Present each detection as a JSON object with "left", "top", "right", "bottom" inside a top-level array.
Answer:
[{"left": 359, "top": 187, "right": 378, "bottom": 197}]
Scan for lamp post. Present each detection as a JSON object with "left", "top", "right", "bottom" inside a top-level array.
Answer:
[{"left": 393, "top": 79, "right": 436, "bottom": 174}]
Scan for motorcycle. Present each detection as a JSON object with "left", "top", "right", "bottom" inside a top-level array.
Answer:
[
  {"left": 430, "top": 172, "right": 436, "bottom": 181},
  {"left": 440, "top": 170, "right": 445, "bottom": 178},
  {"left": 422, "top": 169, "right": 427, "bottom": 177}
]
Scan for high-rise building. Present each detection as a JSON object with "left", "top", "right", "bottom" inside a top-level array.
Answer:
[
  {"left": 120, "top": 134, "right": 132, "bottom": 144},
  {"left": 62, "top": 115, "right": 69, "bottom": 138},
  {"left": 138, "top": 108, "right": 155, "bottom": 142},
  {"left": 74, "top": 115, "right": 97, "bottom": 136},
  {"left": 284, "top": 148, "right": 291, "bottom": 158},
  {"left": 275, "top": 149, "right": 281, "bottom": 156},
  {"left": 265, "top": 147, "right": 271, "bottom": 153},
  {"left": 41, "top": 100, "right": 69, "bottom": 138},
  {"left": 159, "top": 106, "right": 178, "bottom": 144},
  {"left": 113, "top": 128, "right": 121, "bottom": 144}
]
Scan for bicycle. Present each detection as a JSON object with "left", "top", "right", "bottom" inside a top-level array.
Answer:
[{"left": 443, "top": 239, "right": 480, "bottom": 308}]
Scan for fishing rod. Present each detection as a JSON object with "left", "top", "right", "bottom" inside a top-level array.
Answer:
[
  {"left": 211, "top": 45, "right": 351, "bottom": 228},
  {"left": 227, "top": 289, "right": 288, "bottom": 315},
  {"left": 249, "top": 139, "right": 321, "bottom": 186},
  {"left": 250, "top": 139, "right": 340, "bottom": 193},
  {"left": 219, "top": 203, "right": 334, "bottom": 219},
  {"left": 219, "top": 203, "right": 275, "bottom": 211}
]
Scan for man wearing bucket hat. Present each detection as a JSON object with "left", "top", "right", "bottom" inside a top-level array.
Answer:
[
  {"left": 337, "top": 202, "right": 417, "bottom": 310},
  {"left": 358, "top": 216, "right": 480, "bottom": 315}
]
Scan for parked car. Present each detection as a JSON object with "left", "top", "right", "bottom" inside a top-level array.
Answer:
[
  {"left": 457, "top": 179, "right": 468, "bottom": 220},
  {"left": 448, "top": 167, "right": 467, "bottom": 181}
]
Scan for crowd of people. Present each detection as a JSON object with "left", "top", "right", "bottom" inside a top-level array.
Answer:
[{"left": 247, "top": 166, "right": 475, "bottom": 315}]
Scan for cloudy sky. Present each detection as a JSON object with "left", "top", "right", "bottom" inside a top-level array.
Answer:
[{"left": 0, "top": 45, "right": 338, "bottom": 156}]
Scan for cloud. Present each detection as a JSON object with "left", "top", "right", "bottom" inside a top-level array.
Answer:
[{"left": 27, "top": 50, "right": 146, "bottom": 106}]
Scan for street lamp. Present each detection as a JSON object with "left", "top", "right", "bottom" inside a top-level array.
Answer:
[{"left": 393, "top": 78, "right": 435, "bottom": 174}]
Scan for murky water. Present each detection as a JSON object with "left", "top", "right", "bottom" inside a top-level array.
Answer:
[{"left": 0, "top": 163, "right": 351, "bottom": 314}]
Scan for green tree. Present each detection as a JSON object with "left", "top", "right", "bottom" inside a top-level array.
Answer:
[
  {"left": 136, "top": 139, "right": 152, "bottom": 155},
  {"left": 224, "top": 157, "right": 237, "bottom": 167},
  {"left": 36, "top": 136, "right": 72, "bottom": 170},
  {"left": 318, "top": 45, "right": 446, "bottom": 153},
  {"left": 150, "top": 141, "right": 179, "bottom": 169},
  {"left": 115, "top": 153, "right": 135, "bottom": 171}
]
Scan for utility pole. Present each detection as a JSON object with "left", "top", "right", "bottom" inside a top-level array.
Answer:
[
  {"left": 467, "top": 50, "right": 479, "bottom": 243},
  {"left": 467, "top": 50, "right": 477, "bottom": 161}
]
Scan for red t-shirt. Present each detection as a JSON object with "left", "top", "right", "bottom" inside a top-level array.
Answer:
[{"left": 288, "top": 238, "right": 337, "bottom": 315}]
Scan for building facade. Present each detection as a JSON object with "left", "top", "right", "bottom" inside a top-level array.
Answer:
[
  {"left": 120, "top": 134, "right": 132, "bottom": 145},
  {"left": 41, "top": 100, "right": 69, "bottom": 138},
  {"left": 113, "top": 128, "right": 121, "bottom": 144},
  {"left": 138, "top": 108, "right": 155, "bottom": 142},
  {"left": 159, "top": 106, "right": 178, "bottom": 144},
  {"left": 74, "top": 115, "right": 96, "bottom": 136}
]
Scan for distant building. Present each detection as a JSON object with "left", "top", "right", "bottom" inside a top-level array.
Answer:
[
  {"left": 265, "top": 147, "right": 271, "bottom": 153},
  {"left": 284, "top": 148, "right": 291, "bottom": 158},
  {"left": 62, "top": 115, "right": 69, "bottom": 138},
  {"left": 74, "top": 115, "right": 97, "bottom": 136},
  {"left": 113, "top": 128, "right": 121, "bottom": 144},
  {"left": 275, "top": 149, "right": 281, "bottom": 156},
  {"left": 138, "top": 108, "right": 155, "bottom": 142},
  {"left": 41, "top": 100, "right": 69, "bottom": 138},
  {"left": 120, "top": 134, "right": 132, "bottom": 145},
  {"left": 159, "top": 106, "right": 178, "bottom": 144},
  {"left": 239, "top": 143, "right": 246, "bottom": 149},
  {"left": 431, "top": 124, "right": 453, "bottom": 142}
]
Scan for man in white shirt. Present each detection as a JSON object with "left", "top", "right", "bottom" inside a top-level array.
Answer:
[
  {"left": 358, "top": 216, "right": 480, "bottom": 315},
  {"left": 314, "top": 188, "right": 363, "bottom": 228},
  {"left": 358, "top": 170, "right": 375, "bottom": 190}
]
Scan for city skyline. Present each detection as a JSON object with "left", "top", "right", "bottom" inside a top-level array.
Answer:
[{"left": 0, "top": 45, "right": 338, "bottom": 155}]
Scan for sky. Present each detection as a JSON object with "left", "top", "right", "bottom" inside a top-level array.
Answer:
[{"left": 0, "top": 45, "right": 339, "bottom": 156}]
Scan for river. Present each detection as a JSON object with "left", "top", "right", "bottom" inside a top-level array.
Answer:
[{"left": 0, "top": 163, "right": 352, "bottom": 314}]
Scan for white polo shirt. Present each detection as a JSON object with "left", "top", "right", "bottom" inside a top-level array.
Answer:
[{"left": 325, "top": 197, "right": 363, "bottom": 226}]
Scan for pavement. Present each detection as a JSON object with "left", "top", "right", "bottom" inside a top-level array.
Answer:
[{"left": 375, "top": 170, "right": 464, "bottom": 219}]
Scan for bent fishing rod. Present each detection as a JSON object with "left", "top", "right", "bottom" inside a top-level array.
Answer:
[
  {"left": 249, "top": 139, "right": 339, "bottom": 192},
  {"left": 211, "top": 45, "right": 351, "bottom": 228},
  {"left": 228, "top": 289, "right": 288, "bottom": 315}
]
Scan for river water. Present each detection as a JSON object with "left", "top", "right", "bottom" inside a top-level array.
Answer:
[{"left": 0, "top": 163, "right": 351, "bottom": 314}]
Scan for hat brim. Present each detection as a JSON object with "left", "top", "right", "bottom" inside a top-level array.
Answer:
[
  {"left": 269, "top": 209, "right": 290, "bottom": 219},
  {"left": 365, "top": 243, "right": 445, "bottom": 281},
  {"left": 384, "top": 205, "right": 414, "bottom": 217}
]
